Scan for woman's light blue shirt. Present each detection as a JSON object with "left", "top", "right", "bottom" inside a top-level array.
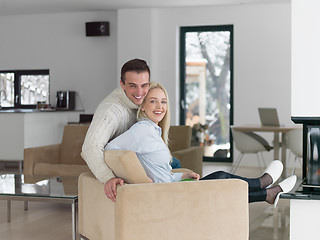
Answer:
[{"left": 105, "top": 119, "right": 183, "bottom": 183}]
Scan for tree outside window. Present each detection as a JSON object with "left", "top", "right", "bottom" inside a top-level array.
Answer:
[
  {"left": 180, "top": 25, "right": 233, "bottom": 162},
  {"left": 0, "top": 70, "right": 49, "bottom": 108}
]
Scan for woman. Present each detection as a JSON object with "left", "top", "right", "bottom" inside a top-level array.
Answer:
[{"left": 105, "top": 82, "right": 296, "bottom": 206}]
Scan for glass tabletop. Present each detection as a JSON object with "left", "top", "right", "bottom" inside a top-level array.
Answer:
[{"left": 0, "top": 174, "right": 78, "bottom": 199}]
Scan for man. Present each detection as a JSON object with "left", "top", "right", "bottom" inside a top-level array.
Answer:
[{"left": 82, "top": 58, "right": 150, "bottom": 201}]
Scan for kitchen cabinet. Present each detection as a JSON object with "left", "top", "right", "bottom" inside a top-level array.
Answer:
[{"left": 0, "top": 110, "right": 82, "bottom": 163}]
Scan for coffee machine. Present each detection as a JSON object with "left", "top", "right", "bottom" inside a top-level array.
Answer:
[{"left": 56, "top": 91, "right": 75, "bottom": 110}]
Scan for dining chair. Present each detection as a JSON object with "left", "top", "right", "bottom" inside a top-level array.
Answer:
[
  {"left": 231, "top": 128, "right": 273, "bottom": 174},
  {"left": 287, "top": 128, "right": 303, "bottom": 175}
]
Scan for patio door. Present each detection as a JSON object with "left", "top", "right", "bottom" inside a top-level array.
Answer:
[{"left": 180, "top": 25, "right": 233, "bottom": 162}]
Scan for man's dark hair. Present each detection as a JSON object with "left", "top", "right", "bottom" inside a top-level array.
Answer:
[{"left": 120, "top": 58, "right": 150, "bottom": 84}]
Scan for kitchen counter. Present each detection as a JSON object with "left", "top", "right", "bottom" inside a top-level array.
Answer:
[
  {"left": 0, "top": 108, "right": 83, "bottom": 113},
  {"left": 0, "top": 110, "right": 83, "bottom": 162}
]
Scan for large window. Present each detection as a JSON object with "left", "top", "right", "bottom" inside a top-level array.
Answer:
[
  {"left": 180, "top": 25, "right": 233, "bottom": 162},
  {"left": 0, "top": 70, "right": 49, "bottom": 109}
]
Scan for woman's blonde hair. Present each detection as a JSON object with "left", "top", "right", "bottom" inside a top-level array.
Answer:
[{"left": 137, "top": 82, "right": 170, "bottom": 145}]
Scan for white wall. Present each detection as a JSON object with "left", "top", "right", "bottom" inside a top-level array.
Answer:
[
  {"left": 0, "top": 4, "right": 291, "bottom": 166},
  {"left": 118, "top": 3, "right": 291, "bottom": 165},
  {"left": 291, "top": 0, "right": 320, "bottom": 117},
  {"left": 0, "top": 5, "right": 291, "bottom": 123},
  {"left": 118, "top": 3, "right": 291, "bottom": 126},
  {"left": 0, "top": 11, "right": 118, "bottom": 114},
  {"left": 117, "top": 9, "right": 154, "bottom": 79}
]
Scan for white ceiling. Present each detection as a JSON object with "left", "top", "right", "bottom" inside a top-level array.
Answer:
[{"left": 0, "top": 0, "right": 289, "bottom": 16}]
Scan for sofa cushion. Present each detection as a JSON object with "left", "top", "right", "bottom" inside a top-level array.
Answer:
[
  {"left": 104, "top": 150, "right": 151, "bottom": 184},
  {"left": 59, "top": 124, "right": 89, "bottom": 165}
]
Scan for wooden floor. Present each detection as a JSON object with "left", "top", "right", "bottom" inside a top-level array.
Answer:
[
  {"left": 0, "top": 163, "right": 78, "bottom": 240},
  {"left": 0, "top": 200, "right": 75, "bottom": 240}
]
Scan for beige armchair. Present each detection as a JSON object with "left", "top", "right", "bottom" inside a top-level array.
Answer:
[
  {"left": 168, "top": 125, "right": 204, "bottom": 177},
  {"left": 24, "top": 124, "right": 90, "bottom": 183},
  {"left": 78, "top": 150, "right": 249, "bottom": 240}
]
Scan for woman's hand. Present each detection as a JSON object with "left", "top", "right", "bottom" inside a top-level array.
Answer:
[{"left": 182, "top": 171, "right": 200, "bottom": 180}]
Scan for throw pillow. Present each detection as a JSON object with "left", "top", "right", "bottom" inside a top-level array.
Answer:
[{"left": 104, "top": 150, "right": 151, "bottom": 184}]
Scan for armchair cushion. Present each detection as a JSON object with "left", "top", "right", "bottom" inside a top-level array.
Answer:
[
  {"left": 34, "top": 163, "right": 90, "bottom": 177},
  {"left": 104, "top": 150, "right": 151, "bottom": 184},
  {"left": 24, "top": 124, "right": 90, "bottom": 183},
  {"left": 168, "top": 125, "right": 204, "bottom": 176},
  {"left": 172, "top": 146, "right": 204, "bottom": 177},
  {"left": 24, "top": 144, "right": 61, "bottom": 176},
  {"left": 168, "top": 125, "right": 191, "bottom": 152},
  {"left": 59, "top": 124, "right": 89, "bottom": 165}
]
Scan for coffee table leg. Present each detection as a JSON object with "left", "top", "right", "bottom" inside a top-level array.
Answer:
[
  {"left": 24, "top": 201, "right": 28, "bottom": 211},
  {"left": 72, "top": 201, "right": 76, "bottom": 240},
  {"left": 18, "top": 161, "right": 23, "bottom": 173},
  {"left": 7, "top": 200, "right": 11, "bottom": 223}
]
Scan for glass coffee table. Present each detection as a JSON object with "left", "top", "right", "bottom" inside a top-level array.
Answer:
[{"left": 0, "top": 174, "right": 78, "bottom": 240}]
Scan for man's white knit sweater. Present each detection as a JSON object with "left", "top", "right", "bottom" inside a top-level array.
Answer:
[{"left": 82, "top": 87, "right": 139, "bottom": 183}]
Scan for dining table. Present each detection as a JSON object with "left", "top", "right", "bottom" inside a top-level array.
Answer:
[{"left": 232, "top": 124, "right": 302, "bottom": 179}]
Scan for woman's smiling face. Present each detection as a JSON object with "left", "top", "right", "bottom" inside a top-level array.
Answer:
[{"left": 141, "top": 88, "right": 168, "bottom": 125}]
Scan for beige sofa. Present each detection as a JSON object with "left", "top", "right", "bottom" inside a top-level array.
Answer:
[
  {"left": 78, "top": 150, "right": 249, "bottom": 240},
  {"left": 24, "top": 124, "right": 90, "bottom": 183}
]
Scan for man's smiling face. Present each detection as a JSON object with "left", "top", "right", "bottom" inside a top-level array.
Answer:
[{"left": 120, "top": 71, "right": 150, "bottom": 105}]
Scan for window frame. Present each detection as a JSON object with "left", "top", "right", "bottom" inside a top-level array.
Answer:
[
  {"left": 179, "top": 25, "right": 234, "bottom": 162},
  {"left": 0, "top": 69, "right": 50, "bottom": 109}
]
